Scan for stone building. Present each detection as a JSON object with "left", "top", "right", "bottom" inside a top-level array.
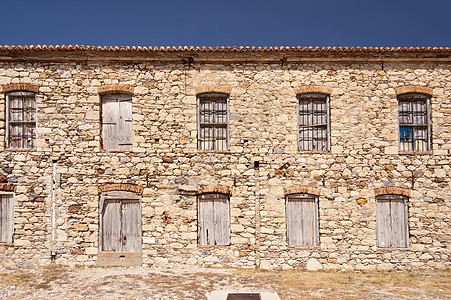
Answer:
[{"left": 0, "top": 45, "right": 449, "bottom": 270}]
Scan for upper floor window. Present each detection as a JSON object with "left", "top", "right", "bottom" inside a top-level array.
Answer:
[
  {"left": 101, "top": 94, "right": 132, "bottom": 151},
  {"left": 6, "top": 91, "right": 37, "bottom": 149},
  {"left": 297, "top": 93, "right": 330, "bottom": 152},
  {"left": 286, "top": 193, "right": 319, "bottom": 247},
  {"left": 197, "top": 93, "right": 229, "bottom": 151},
  {"left": 376, "top": 194, "right": 409, "bottom": 248},
  {"left": 0, "top": 193, "right": 14, "bottom": 243},
  {"left": 398, "top": 94, "right": 431, "bottom": 153},
  {"left": 198, "top": 193, "right": 230, "bottom": 246}
]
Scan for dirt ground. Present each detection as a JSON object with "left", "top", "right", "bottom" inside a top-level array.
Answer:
[{"left": 0, "top": 265, "right": 449, "bottom": 299}]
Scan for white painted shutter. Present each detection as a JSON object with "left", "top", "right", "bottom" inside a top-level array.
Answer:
[{"left": 0, "top": 195, "right": 14, "bottom": 243}]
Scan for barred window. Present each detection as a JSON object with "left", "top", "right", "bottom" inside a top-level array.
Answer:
[
  {"left": 286, "top": 193, "right": 319, "bottom": 247},
  {"left": 197, "top": 93, "right": 229, "bottom": 151},
  {"left": 398, "top": 94, "right": 431, "bottom": 153},
  {"left": 198, "top": 193, "right": 230, "bottom": 246},
  {"left": 6, "top": 91, "right": 37, "bottom": 149},
  {"left": 376, "top": 194, "right": 409, "bottom": 248},
  {"left": 297, "top": 94, "right": 330, "bottom": 152}
]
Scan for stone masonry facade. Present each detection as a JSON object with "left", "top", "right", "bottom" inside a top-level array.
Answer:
[{"left": 0, "top": 46, "right": 449, "bottom": 270}]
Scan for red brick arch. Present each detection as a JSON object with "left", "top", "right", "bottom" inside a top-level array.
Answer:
[
  {"left": 98, "top": 183, "right": 143, "bottom": 195},
  {"left": 395, "top": 85, "right": 433, "bottom": 97},
  {"left": 98, "top": 84, "right": 135, "bottom": 95},
  {"left": 374, "top": 187, "right": 411, "bottom": 198},
  {"left": 195, "top": 85, "right": 232, "bottom": 95},
  {"left": 197, "top": 184, "right": 232, "bottom": 196},
  {"left": 284, "top": 185, "right": 322, "bottom": 196},
  {"left": 2, "top": 83, "right": 39, "bottom": 93},
  {"left": 295, "top": 85, "right": 332, "bottom": 95}
]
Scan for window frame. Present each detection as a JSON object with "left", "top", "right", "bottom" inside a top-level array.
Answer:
[
  {"left": 376, "top": 194, "right": 409, "bottom": 248},
  {"left": 296, "top": 93, "right": 330, "bottom": 152},
  {"left": 5, "top": 91, "right": 37, "bottom": 150},
  {"left": 197, "top": 93, "right": 230, "bottom": 151},
  {"left": 397, "top": 93, "right": 431, "bottom": 153},
  {"left": 285, "top": 193, "right": 319, "bottom": 247},
  {"left": 0, "top": 192, "right": 14, "bottom": 244},
  {"left": 197, "top": 193, "right": 231, "bottom": 246}
]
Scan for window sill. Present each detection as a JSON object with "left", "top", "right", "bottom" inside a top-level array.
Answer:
[
  {"left": 198, "top": 245, "right": 231, "bottom": 248},
  {"left": 377, "top": 247, "right": 409, "bottom": 250},
  {"left": 197, "top": 151, "right": 231, "bottom": 154},
  {"left": 5, "top": 148, "right": 35, "bottom": 152},
  {"left": 399, "top": 152, "right": 433, "bottom": 155},
  {"left": 298, "top": 151, "right": 330, "bottom": 154},
  {"left": 287, "top": 246, "right": 321, "bottom": 250},
  {"left": 0, "top": 243, "right": 14, "bottom": 246}
]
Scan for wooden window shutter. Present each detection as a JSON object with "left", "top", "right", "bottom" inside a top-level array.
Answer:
[
  {"left": 0, "top": 194, "right": 14, "bottom": 243},
  {"left": 286, "top": 194, "right": 319, "bottom": 247},
  {"left": 102, "top": 94, "right": 132, "bottom": 150},
  {"left": 118, "top": 95, "right": 133, "bottom": 150}
]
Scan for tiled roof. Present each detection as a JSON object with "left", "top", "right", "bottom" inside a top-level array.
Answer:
[{"left": 0, "top": 45, "right": 449, "bottom": 53}]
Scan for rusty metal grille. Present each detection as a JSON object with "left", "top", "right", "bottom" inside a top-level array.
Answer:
[
  {"left": 6, "top": 92, "right": 36, "bottom": 149},
  {"left": 297, "top": 94, "right": 330, "bottom": 152},
  {"left": 198, "top": 94, "right": 229, "bottom": 151},
  {"left": 398, "top": 94, "right": 430, "bottom": 152}
]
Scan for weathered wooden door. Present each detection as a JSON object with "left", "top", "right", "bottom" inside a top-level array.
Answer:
[
  {"left": 0, "top": 194, "right": 14, "bottom": 243},
  {"left": 376, "top": 196, "right": 408, "bottom": 248},
  {"left": 286, "top": 194, "right": 319, "bottom": 247},
  {"left": 101, "top": 199, "right": 141, "bottom": 252},
  {"left": 198, "top": 194, "right": 230, "bottom": 246}
]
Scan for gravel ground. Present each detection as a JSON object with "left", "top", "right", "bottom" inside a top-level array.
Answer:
[{"left": 0, "top": 265, "right": 449, "bottom": 299}]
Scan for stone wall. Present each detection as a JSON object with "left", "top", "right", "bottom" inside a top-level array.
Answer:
[{"left": 0, "top": 48, "right": 449, "bottom": 270}]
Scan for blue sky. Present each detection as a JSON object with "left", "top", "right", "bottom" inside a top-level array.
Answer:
[{"left": 2, "top": 0, "right": 450, "bottom": 47}]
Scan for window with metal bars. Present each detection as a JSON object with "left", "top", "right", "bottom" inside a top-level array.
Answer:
[
  {"left": 197, "top": 93, "right": 229, "bottom": 151},
  {"left": 6, "top": 91, "right": 37, "bottom": 149},
  {"left": 398, "top": 94, "right": 431, "bottom": 153},
  {"left": 297, "top": 94, "right": 330, "bottom": 152}
]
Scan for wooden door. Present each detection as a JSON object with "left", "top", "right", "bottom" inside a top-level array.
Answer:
[
  {"left": 286, "top": 195, "right": 318, "bottom": 247},
  {"left": 101, "top": 199, "right": 141, "bottom": 252},
  {"left": 198, "top": 194, "right": 230, "bottom": 246},
  {"left": 0, "top": 195, "right": 14, "bottom": 243}
]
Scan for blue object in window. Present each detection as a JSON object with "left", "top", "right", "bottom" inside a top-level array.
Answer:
[{"left": 400, "top": 126, "right": 413, "bottom": 140}]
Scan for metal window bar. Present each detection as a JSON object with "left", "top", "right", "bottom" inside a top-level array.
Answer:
[
  {"left": 297, "top": 94, "right": 329, "bottom": 152},
  {"left": 398, "top": 94, "right": 430, "bottom": 152},
  {"left": 6, "top": 92, "right": 37, "bottom": 149},
  {"left": 198, "top": 94, "right": 229, "bottom": 151}
]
